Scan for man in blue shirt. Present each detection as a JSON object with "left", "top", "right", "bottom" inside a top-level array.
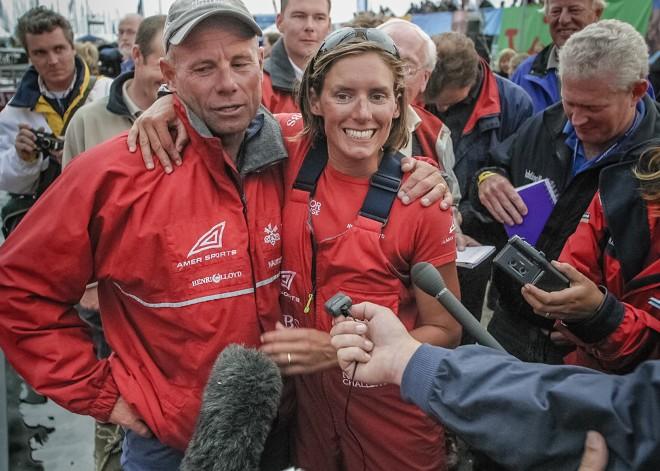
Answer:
[{"left": 474, "top": 20, "right": 659, "bottom": 364}]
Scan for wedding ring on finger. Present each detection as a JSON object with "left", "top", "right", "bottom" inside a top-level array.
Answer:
[
  {"left": 287, "top": 352, "right": 292, "bottom": 365},
  {"left": 544, "top": 312, "right": 551, "bottom": 319}
]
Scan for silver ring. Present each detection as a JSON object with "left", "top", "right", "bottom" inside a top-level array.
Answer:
[
  {"left": 287, "top": 352, "right": 292, "bottom": 365},
  {"left": 544, "top": 312, "right": 551, "bottom": 319}
]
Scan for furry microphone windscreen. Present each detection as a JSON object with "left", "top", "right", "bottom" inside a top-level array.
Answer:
[{"left": 180, "top": 344, "right": 283, "bottom": 471}]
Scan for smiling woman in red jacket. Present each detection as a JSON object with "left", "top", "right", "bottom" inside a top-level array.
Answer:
[
  {"left": 260, "top": 27, "right": 461, "bottom": 471},
  {"left": 522, "top": 144, "right": 660, "bottom": 373}
]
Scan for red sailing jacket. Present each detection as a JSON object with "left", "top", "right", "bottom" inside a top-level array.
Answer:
[
  {"left": 558, "top": 164, "right": 660, "bottom": 372},
  {"left": 0, "top": 97, "right": 285, "bottom": 450},
  {"left": 262, "top": 72, "right": 299, "bottom": 114},
  {"left": 411, "top": 103, "right": 448, "bottom": 170}
]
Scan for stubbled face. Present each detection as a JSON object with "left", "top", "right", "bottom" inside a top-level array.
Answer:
[
  {"left": 25, "top": 27, "right": 76, "bottom": 91},
  {"left": 118, "top": 16, "right": 142, "bottom": 58},
  {"left": 384, "top": 26, "right": 430, "bottom": 105},
  {"left": 276, "top": 0, "right": 331, "bottom": 67},
  {"left": 310, "top": 52, "right": 399, "bottom": 174},
  {"left": 134, "top": 31, "right": 166, "bottom": 105},
  {"left": 544, "top": 0, "right": 602, "bottom": 47},
  {"left": 561, "top": 75, "right": 645, "bottom": 153},
  {"left": 161, "top": 21, "right": 263, "bottom": 147}
]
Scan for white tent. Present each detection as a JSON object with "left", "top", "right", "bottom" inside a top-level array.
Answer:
[{"left": 0, "top": 25, "right": 10, "bottom": 40}]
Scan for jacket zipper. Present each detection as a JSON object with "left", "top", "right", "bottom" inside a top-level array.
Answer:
[
  {"left": 304, "top": 230, "right": 317, "bottom": 316},
  {"left": 231, "top": 169, "right": 259, "bottom": 300}
]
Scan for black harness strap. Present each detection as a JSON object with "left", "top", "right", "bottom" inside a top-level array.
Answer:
[
  {"left": 359, "top": 151, "right": 404, "bottom": 225},
  {"left": 292, "top": 141, "right": 404, "bottom": 225},
  {"left": 292, "top": 139, "right": 328, "bottom": 196}
]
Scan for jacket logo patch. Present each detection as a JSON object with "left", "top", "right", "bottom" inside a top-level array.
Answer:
[
  {"left": 281, "top": 271, "right": 296, "bottom": 290},
  {"left": 309, "top": 200, "right": 322, "bottom": 216},
  {"left": 286, "top": 113, "right": 303, "bottom": 127},
  {"left": 524, "top": 169, "right": 543, "bottom": 183},
  {"left": 188, "top": 222, "right": 226, "bottom": 258},
  {"left": 264, "top": 223, "right": 281, "bottom": 246},
  {"left": 580, "top": 211, "right": 591, "bottom": 223}
]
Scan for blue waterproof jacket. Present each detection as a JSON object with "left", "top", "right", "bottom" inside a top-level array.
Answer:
[{"left": 510, "top": 45, "right": 559, "bottom": 115}]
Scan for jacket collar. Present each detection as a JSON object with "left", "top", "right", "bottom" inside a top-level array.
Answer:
[
  {"left": 530, "top": 44, "right": 555, "bottom": 76},
  {"left": 10, "top": 55, "right": 87, "bottom": 109},
  {"left": 175, "top": 96, "right": 287, "bottom": 175},
  {"left": 106, "top": 71, "right": 135, "bottom": 119},
  {"left": 263, "top": 38, "right": 297, "bottom": 93},
  {"left": 599, "top": 139, "right": 660, "bottom": 282},
  {"left": 463, "top": 60, "right": 501, "bottom": 135}
]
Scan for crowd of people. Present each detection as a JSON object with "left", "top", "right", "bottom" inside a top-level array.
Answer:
[{"left": 0, "top": 0, "right": 657, "bottom": 470}]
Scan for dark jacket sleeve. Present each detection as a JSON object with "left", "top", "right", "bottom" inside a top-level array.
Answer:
[{"left": 401, "top": 344, "right": 660, "bottom": 470}]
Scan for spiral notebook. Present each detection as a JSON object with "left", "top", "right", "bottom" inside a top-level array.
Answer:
[{"left": 504, "top": 178, "right": 558, "bottom": 247}]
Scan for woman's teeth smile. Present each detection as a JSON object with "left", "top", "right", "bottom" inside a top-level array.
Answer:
[{"left": 344, "top": 129, "right": 375, "bottom": 139}]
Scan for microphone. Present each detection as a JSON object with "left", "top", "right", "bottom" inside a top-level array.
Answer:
[
  {"left": 412, "top": 262, "right": 506, "bottom": 352},
  {"left": 180, "top": 344, "right": 283, "bottom": 471}
]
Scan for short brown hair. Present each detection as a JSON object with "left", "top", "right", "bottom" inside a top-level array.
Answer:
[
  {"left": 135, "top": 15, "right": 166, "bottom": 58},
  {"left": 297, "top": 40, "right": 408, "bottom": 154},
  {"left": 281, "top": 0, "right": 331, "bottom": 14},
  {"left": 425, "top": 32, "right": 479, "bottom": 102},
  {"left": 16, "top": 6, "right": 74, "bottom": 51}
]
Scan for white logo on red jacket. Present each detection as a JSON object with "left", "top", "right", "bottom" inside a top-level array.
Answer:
[
  {"left": 310, "top": 200, "right": 322, "bottom": 216},
  {"left": 286, "top": 113, "right": 303, "bottom": 127},
  {"left": 188, "top": 222, "right": 226, "bottom": 258},
  {"left": 264, "top": 223, "right": 281, "bottom": 246},
  {"left": 281, "top": 271, "right": 296, "bottom": 290}
]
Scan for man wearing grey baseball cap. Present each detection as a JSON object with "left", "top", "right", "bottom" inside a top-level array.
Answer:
[{"left": 0, "top": 0, "right": 291, "bottom": 470}]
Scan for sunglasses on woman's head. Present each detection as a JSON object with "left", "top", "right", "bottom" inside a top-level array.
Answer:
[{"left": 316, "top": 27, "right": 400, "bottom": 59}]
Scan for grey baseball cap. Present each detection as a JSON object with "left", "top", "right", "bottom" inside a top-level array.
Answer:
[{"left": 163, "top": 0, "right": 262, "bottom": 49}]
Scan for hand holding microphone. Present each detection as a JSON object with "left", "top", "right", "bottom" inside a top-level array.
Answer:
[{"left": 330, "top": 302, "right": 421, "bottom": 386}]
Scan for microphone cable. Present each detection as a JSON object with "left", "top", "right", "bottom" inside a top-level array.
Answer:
[
  {"left": 324, "top": 293, "right": 367, "bottom": 470},
  {"left": 343, "top": 361, "right": 367, "bottom": 471}
]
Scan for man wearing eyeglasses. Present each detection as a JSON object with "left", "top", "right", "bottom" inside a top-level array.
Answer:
[
  {"left": 377, "top": 19, "right": 461, "bottom": 225},
  {"left": 262, "top": 0, "right": 332, "bottom": 113}
]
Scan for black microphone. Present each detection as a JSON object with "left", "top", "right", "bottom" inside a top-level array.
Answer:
[
  {"left": 412, "top": 262, "right": 506, "bottom": 352},
  {"left": 180, "top": 344, "right": 283, "bottom": 471}
]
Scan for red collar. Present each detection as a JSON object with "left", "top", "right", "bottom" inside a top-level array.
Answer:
[{"left": 463, "top": 59, "right": 501, "bottom": 135}]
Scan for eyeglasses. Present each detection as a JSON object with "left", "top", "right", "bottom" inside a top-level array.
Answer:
[
  {"left": 316, "top": 27, "right": 400, "bottom": 59},
  {"left": 402, "top": 61, "right": 422, "bottom": 77}
]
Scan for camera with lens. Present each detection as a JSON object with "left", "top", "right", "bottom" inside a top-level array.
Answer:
[
  {"left": 32, "top": 129, "right": 64, "bottom": 153},
  {"left": 493, "top": 235, "right": 570, "bottom": 292}
]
